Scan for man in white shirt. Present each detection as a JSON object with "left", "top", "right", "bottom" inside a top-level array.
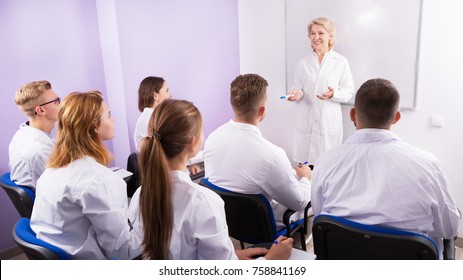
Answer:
[
  {"left": 9, "top": 80, "right": 59, "bottom": 189},
  {"left": 311, "top": 78, "right": 460, "bottom": 258},
  {"left": 204, "top": 74, "right": 312, "bottom": 229}
]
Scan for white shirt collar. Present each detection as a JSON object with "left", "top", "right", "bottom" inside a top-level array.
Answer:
[
  {"left": 346, "top": 128, "right": 401, "bottom": 144},
  {"left": 227, "top": 119, "right": 262, "bottom": 136}
]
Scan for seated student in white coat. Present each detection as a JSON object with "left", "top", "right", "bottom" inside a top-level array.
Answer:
[
  {"left": 9, "top": 80, "right": 60, "bottom": 189},
  {"left": 311, "top": 78, "right": 461, "bottom": 259},
  {"left": 31, "top": 91, "right": 141, "bottom": 260},
  {"left": 128, "top": 99, "right": 293, "bottom": 260},
  {"left": 203, "top": 74, "right": 312, "bottom": 230},
  {"left": 133, "top": 76, "right": 172, "bottom": 152},
  {"left": 133, "top": 76, "right": 202, "bottom": 174}
]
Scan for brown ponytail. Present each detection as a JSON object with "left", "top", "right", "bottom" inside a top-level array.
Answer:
[{"left": 139, "top": 99, "right": 202, "bottom": 259}]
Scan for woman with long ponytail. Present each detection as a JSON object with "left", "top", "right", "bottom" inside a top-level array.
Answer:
[{"left": 129, "top": 99, "right": 293, "bottom": 260}]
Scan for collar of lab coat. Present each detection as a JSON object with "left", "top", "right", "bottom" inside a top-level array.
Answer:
[
  {"left": 227, "top": 119, "right": 262, "bottom": 137},
  {"left": 171, "top": 169, "right": 191, "bottom": 183},
  {"left": 346, "top": 128, "right": 401, "bottom": 144},
  {"left": 310, "top": 49, "right": 334, "bottom": 64},
  {"left": 21, "top": 121, "right": 53, "bottom": 138}
]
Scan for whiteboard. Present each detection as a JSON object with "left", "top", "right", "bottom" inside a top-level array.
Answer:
[{"left": 285, "top": 0, "right": 423, "bottom": 109}]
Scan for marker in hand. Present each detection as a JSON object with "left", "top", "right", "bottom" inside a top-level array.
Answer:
[{"left": 280, "top": 94, "right": 294, "bottom": 100}]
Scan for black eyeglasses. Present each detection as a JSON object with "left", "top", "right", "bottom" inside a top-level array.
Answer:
[{"left": 38, "top": 97, "right": 61, "bottom": 107}]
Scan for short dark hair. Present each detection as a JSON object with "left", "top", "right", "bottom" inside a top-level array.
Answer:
[
  {"left": 354, "top": 78, "right": 400, "bottom": 128},
  {"left": 138, "top": 76, "right": 165, "bottom": 112},
  {"left": 230, "top": 74, "right": 268, "bottom": 120}
]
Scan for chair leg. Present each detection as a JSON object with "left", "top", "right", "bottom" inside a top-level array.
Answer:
[{"left": 300, "top": 231, "right": 306, "bottom": 251}]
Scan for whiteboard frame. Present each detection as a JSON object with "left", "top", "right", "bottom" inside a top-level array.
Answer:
[{"left": 284, "top": 0, "right": 423, "bottom": 110}]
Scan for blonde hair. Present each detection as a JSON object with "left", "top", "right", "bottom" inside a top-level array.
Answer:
[
  {"left": 139, "top": 99, "right": 202, "bottom": 259},
  {"left": 48, "top": 91, "right": 112, "bottom": 168},
  {"left": 308, "top": 17, "right": 337, "bottom": 49},
  {"left": 15, "top": 80, "right": 52, "bottom": 117}
]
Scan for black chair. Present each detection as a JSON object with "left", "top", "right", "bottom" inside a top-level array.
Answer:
[
  {"left": 0, "top": 172, "right": 35, "bottom": 218},
  {"left": 126, "top": 152, "right": 141, "bottom": 198},
  {"left": 199, "top": 178, "right": 310, "bottom": 251},
  {"left": 12, "top": 217, "right": 70, "bottom": 260},
  {"left": 312, "top": 214, "right": 446, "bottom": 260}
]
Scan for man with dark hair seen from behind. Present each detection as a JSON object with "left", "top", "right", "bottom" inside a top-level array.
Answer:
[
  {"left": 204, "top": 73, "right": 312, "bottom": 232},
  {"left": 311, "top": 78, "right": 460, "bottom": 259}
]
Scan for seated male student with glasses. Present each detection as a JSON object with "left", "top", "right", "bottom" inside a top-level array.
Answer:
[
  {"left": 9, "top": 80, "right": 60, "bottom": 190},
  {"left": 36, "top": 97, "right": 61, "bottom": 109}
]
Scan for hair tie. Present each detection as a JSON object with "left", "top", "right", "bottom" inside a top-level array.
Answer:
[{"left": 149, "top": 130, "right": 162, "bottom": 141}]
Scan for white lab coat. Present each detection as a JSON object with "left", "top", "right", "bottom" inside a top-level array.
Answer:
[
  {"left": 292, "top": 50, "right": 354, "bottom": 164},
  {"left": 128, "top": 170, "right": 238, "bottom": 260},
  {"left": 133, "top": 107, "right": 204, "bottom": 171},
  {"left": 204, "top": 120, "right": 311, "bottom": 229},
  {"left": 31, "top": 156, "right": 141, "bottom": 260},
  {"left": 311, "top": 129, "right": 461, "bottom": 258},
  {"left": 8, "top": 121, "right": 55, "bottom": 189},
  {"left": 133, "top": 107, "right": 154, "bottom": 152}
]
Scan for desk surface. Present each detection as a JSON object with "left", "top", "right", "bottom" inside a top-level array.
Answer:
[{"left": 290, "top": 248, "right": 316, "bottom": 260}]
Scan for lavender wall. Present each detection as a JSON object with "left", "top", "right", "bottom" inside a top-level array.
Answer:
[
  {"left": 114, "top": 0, "right": 238, "bottom": 151},
  {"left": 0, "top": 0, "right": 107, "bottom": 250},
  {"left": 0, "top": 0, "right": 239, "bottom": 252}
]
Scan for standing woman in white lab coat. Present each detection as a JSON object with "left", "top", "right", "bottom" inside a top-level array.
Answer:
[
  {"left": 31, "top": 91, "right": 141, "bottom": 259},
  {"left": 129, "top": 99, "right": 293, "bottom": 260},
  {"left": 287, "top": 17, "right": 355, "bottom": 164}
]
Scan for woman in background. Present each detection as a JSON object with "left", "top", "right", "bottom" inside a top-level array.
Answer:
[
  {"left": 134, "top": 76, "right": 172, "bottom": 152},
  {"left": 128, "top": 99, "right": 293, "bottom": 260},
  {"left": 287, "top": 17, "right": 354, "bottom": 165},
  {"left": 31, "top": 91, "right": 141, "bottom": 259}
]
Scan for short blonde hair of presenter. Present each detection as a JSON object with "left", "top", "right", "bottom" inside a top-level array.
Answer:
[{"left": 308, "top": 17, "right": 337, "bottom": 49}]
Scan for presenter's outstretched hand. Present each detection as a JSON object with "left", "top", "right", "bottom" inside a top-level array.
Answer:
[
  {"left": 287, "top": 89, "right": 303, "bottom": 101},
  {"left": 316, "top": 86, "right": 334, "bottom": 100}
]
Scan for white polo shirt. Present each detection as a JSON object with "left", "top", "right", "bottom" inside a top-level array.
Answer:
[{"left": 204, "top": 120, "right": 311, "bottom": 228}]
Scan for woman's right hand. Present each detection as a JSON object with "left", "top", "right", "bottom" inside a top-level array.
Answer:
[{"left": 287, "top": 89, "right": 303, "bottom": 101}]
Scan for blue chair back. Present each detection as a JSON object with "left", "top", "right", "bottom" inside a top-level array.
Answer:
[
  {"left": 312, "top": 214, "right": 439, "bottom": 260},
  {"left": 0, "top": 172, "right": 35, "bottom": 218},
  {"left": 12, "top": 217, "right": 70, "bottom": 260}
]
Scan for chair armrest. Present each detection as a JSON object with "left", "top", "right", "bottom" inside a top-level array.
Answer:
[
  {"left": 303, "top": 201, "right": 312, "bottom": 234},
  {"left": 190, "top": 170, "right": 205, "bottom": 181},
  {"left": 283, "top": 201, "right": 312, "bottom": 237},
  {"left": 283, "top": 209, "right": 296, "bottom": 238},
  {"left": 443, "top": 238, "right": 456, "bottom": 260}
]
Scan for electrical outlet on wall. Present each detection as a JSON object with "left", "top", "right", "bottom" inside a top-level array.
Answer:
[{"left": 430, "top": 115, "right": 444, "bottom": 128}]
